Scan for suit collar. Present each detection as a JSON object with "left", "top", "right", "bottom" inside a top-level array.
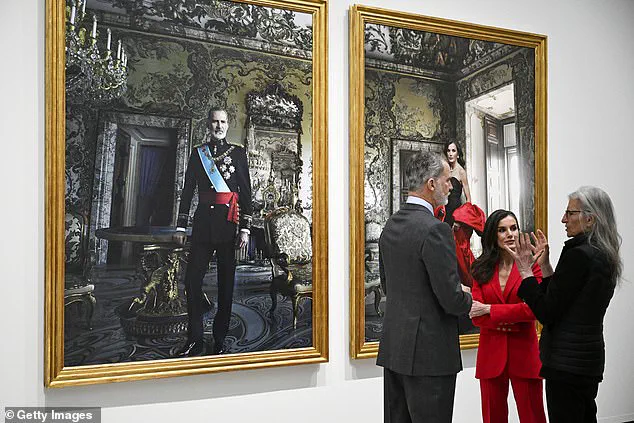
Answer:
[
  {"left": 207, "top": 138, "right": 227, "bottom": 147},
  {"left": 400, "top": 203, "right": 433, "bottom": 215},
  {"left": 503, "top": 264, "right": 521, "bottom": 300},
  {"left": 405, "top": 196, "right": 434, "bottom": 214},
  {"left": 491, "top": 264, "right": 505, "bottom": 302},
  {"left": 206, "top": 138, "right": 231, "bottom": 156}
]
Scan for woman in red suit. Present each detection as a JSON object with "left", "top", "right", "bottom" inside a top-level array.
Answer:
[{"left": 469, "top": 209, "right": 546, "bottom": 423}]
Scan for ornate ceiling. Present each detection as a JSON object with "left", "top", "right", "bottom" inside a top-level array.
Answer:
[
  {"left": 365, "top": 23, "right": 518, "bottom": 81},
  {"left": 88, "top": 0, "right": 312, "bottom": 51}
]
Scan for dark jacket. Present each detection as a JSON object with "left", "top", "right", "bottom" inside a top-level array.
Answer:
[
  {"left": 517, "top": 234, "right": 615, "bottom": 379},
  {"left": 377, "top": 203, "right": 472, "bottom": 376},
  {"left": 177, "top": 139, "right": 252, "bottom": 244}
]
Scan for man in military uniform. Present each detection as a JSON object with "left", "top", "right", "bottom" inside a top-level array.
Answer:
[{"left": 173, "top": 107, "right": 252, "bottom": 357}]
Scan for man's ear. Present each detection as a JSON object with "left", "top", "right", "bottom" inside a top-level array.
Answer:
[{"left": 426, "top": 178, "right": 435, "bottom": 192}]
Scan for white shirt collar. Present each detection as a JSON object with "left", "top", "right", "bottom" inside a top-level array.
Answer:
[{"left": 405, "top": 196, "right": 433, "bottom": 214}]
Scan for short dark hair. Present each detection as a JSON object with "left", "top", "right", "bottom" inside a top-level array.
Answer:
[{"left": 207, "top": 107, "right": 228, "bottom": 120}]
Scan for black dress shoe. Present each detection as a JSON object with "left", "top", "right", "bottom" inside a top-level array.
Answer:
[
  {"left": 212, "top": 341, "right": 226, "bottom": 355},
  {"left": 174, "top": 340, "right": 205, "bottom": 358}
]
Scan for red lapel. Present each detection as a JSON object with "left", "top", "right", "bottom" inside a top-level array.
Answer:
[
  {"left": 489, "top": 264, "right": 505, "bottom": 303},
  {"left": 503, "top": 263, "right": 520, "bottom": 301}
]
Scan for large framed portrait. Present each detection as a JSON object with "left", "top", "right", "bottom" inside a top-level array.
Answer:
[
  {"left": 349, "top": 5, "right": 547, "bottom": 358},
  {"left": 45, "top": 0, "right": 328, "bottom": 386}
]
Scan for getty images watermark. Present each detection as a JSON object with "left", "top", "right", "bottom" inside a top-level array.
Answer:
[{"left": 4, "top": 407, "right": 101, "bottom": 423}]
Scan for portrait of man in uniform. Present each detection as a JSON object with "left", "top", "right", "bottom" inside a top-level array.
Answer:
[
  {"left": 173, "top": 108, "right": 253, "bottom": 357},
  {"left": 49, "top": 0, "right": 327, "bottom": 385}
]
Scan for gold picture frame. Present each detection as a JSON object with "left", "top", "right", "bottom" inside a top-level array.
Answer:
[
  {"left": 46, "top": 0, "right": 328, "bottom": 386},
  {"left": 349, "top": 4, "right": 547, "bottom": 359}
]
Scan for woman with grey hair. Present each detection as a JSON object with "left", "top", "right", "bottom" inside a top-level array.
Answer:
[{"left": 506, "top": 186, "right": 622, "bottom": 423}]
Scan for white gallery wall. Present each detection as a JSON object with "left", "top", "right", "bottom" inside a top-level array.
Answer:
[{"left": 1, "top": 0, "right": 633, "bottom": 422}]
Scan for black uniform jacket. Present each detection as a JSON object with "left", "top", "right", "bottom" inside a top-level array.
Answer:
[{"left": 177, "top": 140, "right": 253, "bottom": 244}]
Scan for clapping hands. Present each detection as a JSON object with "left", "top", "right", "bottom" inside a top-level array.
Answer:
[
  {"left": 532, "top": 229, "right": 549, "bottom": 265},
  {"left": 502, "top": 229, "right": 550, "bottom": 279}
]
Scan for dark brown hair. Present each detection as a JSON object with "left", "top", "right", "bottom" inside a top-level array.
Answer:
[{"left": 471, "top": 209, "right": 518, "bottom": 284}]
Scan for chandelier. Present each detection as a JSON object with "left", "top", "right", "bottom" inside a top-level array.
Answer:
[{"left": 65, "top": 0, "right": 129, "bottom": 105}]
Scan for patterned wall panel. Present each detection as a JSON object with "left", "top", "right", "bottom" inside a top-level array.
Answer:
[
  {"left": 455, "top": 48, "right": 535, "bottom": 230},
  {"left": 363, "top": 69, "right": 455, "bottom": 240},
  {"left": 66, "top": 105, "right": 98, "bottom": 214}
]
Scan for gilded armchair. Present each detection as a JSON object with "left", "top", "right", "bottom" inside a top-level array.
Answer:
[
  {"left": 264, "top": 207, "right": 312, "bottom": 329},
  {"left": 64, "top": 210, "right": 96, "bottom": 329},
  {"left": 364, "top": 241, "right": 384, "bottom": 317}
]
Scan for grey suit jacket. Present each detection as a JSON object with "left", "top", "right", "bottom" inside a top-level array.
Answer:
[{"left": 376, "top": 203, "right": 472, "bottom": 376}]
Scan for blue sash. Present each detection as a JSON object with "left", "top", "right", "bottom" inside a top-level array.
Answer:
[{"left": 197, "top": 145, "right": 230, "bottom": 193}]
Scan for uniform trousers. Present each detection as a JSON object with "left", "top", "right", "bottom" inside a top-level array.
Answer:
[
  {"left": 184, "top": 240, "right": 236, "bottom": 347},
  {"left": 479, "top": 366, "right": 546, "bottom": 423},
  {"left": 384, "top": 368, "right": 456, "bottom": 423},
  {"left": 545, "top": 379, "right": 599, "bottom": 423}
]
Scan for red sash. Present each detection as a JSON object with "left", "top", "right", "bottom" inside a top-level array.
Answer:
[{"left": 199, "top": 191, "right": 239, "bottom": 224}]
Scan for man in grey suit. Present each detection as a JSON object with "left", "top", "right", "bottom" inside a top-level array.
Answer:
[{"left": 377, "top": 151, "right": 485, "bottom": 423}]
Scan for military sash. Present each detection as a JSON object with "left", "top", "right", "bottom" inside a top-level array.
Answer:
[
  {"left": 197, "top": 144, "right": 239, "bottom": 224},
  {"left": 197, "top": 144, "right": 230, "bottom": 192}
]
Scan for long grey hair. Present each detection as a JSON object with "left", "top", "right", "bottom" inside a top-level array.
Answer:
[{"left": 569, "top": 186, "right": 623, "bottom": 285}]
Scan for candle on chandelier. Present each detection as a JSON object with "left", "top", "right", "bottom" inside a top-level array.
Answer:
[
  {"left": 92, "top": 15, "right": 97, "bottom": 38},
  {"left": 70, "top": 4, "right": 76, "bottom": 25},
  {"left": 81, "top": 0, "right": 86, "bottom": 16},
  {"left": 106, "top": 28, "right": 111, "bottom": 51},
  {"left": 117, "top": 40, "right": 122, "bottom": 60}
]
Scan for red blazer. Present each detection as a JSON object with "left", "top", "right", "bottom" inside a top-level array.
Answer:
[{"left": 472, "top": 262, "right": 542, "bottom": 380}]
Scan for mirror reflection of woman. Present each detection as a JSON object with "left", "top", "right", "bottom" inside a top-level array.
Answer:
[
  {"left": 444, "top": 141, "right": 472, "bottom": 226},
  {"left": 469, "top": 210, "right": 547, "bottom": 423}
]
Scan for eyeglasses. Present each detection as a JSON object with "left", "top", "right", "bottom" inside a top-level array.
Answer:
[{"left": 563, "top": 210, "right": 583, "bottom": 217}]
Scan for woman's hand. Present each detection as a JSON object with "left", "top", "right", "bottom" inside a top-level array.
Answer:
[
  {"left": 503, "top": 232, "right": 537, "bottom": 279},
  {"left": 531, "top": 229, "right": 550, "bottom": 266},
  {"left": 531, "top": 229, "right": 553, "bottom": 276}
]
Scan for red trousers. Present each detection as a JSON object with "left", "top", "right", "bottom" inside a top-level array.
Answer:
[{"left": 480, "top": 366, "right": 546, "bottom": 423}]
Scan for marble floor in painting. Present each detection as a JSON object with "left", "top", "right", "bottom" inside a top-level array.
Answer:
[
  {"left": 64, "top": 263, "right": 312, "bottom": 366},
  {"left": 364, "top": 297, "right": 478, "bottom": 343},
  {"left": 365, "top": 298, "right": 385, "bottom": 343}
]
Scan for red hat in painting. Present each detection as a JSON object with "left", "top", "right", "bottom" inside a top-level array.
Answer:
[{"left": 452, "top": 202, "right": 485, "bottom": 236}]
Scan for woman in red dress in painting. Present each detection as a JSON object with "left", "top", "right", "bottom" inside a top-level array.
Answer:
[
  {"left": 452, "top": 202, "right": 485, "bottom": 289},
  {"left": 469, "top": 209, "right": 546, "bottom": 423}
]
